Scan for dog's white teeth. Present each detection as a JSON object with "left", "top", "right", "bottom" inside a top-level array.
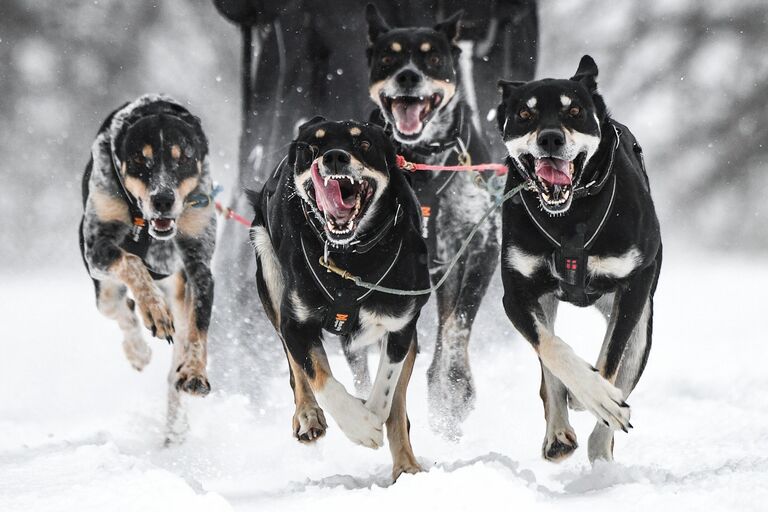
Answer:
[{"left": 324, "top": 177, "right": 329, "bottom": 186}]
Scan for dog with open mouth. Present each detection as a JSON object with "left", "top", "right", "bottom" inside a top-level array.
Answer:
[
  {"left": 496, "top": 56, "right": 662, "bottom": 462},
  {"left": 361, "top": 4, "right": 501, "bottom": 439},
  {"left": 249, "top": 117, "right": 430, "bottom": 481},
  {"left": 79, "top": 94, "right": 216, "bottom": 442}
]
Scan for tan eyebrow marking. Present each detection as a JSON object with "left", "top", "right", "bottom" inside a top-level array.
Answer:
[
  {"left": 142, "top": 144, "right": 153, "bottom": 159},
  {"left": 171, "top": 144, "right": 181, "bottom": 160},
  {"left": 420, "top": 42, "right": 431, "bottom": 52},
  {"left": 391, "top": 41, "right": 402, "bottom": 52},
  {"left": 315, "top": 129, "right": 326, "bottom": 138},
  {"left": 349, "top": 127, "right": 362, "bottom": 136}
]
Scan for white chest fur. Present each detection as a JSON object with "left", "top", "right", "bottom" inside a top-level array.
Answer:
[
  {"left": 348, "top": 303, "right": 414, "bottom": 350},
  {"left": 587, "top": 247, "right": 642, "bottom": 278}
]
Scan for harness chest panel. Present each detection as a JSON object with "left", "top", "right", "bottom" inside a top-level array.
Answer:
[{"left": 300, "top": 235, "right": 403, "bottom": 336}]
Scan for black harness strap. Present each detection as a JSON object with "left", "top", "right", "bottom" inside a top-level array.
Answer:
[
  {"left": 110, "top": 151, "right": 171, "bottom": 281},
  {"left": 300, "top": 235, "right": 403, "bottom": 335}
]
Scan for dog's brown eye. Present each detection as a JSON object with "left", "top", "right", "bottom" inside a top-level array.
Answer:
[
  {"left": 519, "top": 109, "right": 532, "bottom": 120},
  {"left": 381, "top": 55, "right": 394, "bottom": 65},
  {"left": 133, "top": 155, "right": 145, "bottom": 165},
  {"left": 429, "top": 55, "right": 440, "bottom": 66},
  {"left": 569, "top": 106, "right": 581, "bottom": 117},
  {"left": 359, "top": 140, "right": 371, "bottom": 152}
]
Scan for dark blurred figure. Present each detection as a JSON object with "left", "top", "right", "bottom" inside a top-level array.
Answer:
[{"left": 211, "top": 0, "right": 537, "bottom": 394}]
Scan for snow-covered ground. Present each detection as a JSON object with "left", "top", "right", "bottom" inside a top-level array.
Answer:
[{"left": 2, "top": 250, "right": 767, "bottom": 511}]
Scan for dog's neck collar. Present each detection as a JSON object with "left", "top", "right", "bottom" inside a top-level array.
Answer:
[{"left": 300, "top": 198, "right": 404, "bottom": 255}]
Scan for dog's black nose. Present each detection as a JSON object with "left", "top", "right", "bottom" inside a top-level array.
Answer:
[
  {"left": 322, "top": 149, "right": 351, "bottom": 172},
  {"left": 395, "top": 69, "right": 421, "bottom": 89},
  {"left": 537, "top": 128, "right": 566, "bottom": 154},
  {"left": 151, "top": 190, "right": 175, "bottom": 214}
]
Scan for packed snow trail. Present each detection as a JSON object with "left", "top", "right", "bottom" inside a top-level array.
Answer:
[{"left": 1, "top": 251, "right": 767, "bottom": 511}]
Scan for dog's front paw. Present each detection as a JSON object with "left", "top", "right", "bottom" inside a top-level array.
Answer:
[
  {"left": 174, "top": 364, "right": 211, "bottom": 396},
  {"left": 570, "top": 370, "right": 631, "bottom": 432},
  {"left": 137, "top": 289, "right": 175, "bottom": 342},
  {"left": 293, "top": 403, "right": 327, "bottom": 443},
  {"left": 335, "top": 397, "right": 384, "bottom": 449},
  {"left": 542, "top": 427, "right": 578, "bottom": 462}
]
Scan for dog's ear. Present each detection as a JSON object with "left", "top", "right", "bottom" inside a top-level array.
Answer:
[
  {"left": 435, "top": 10, "right": 463, "bottom": 44},
  {"left": 571, "top": 55, "right": 599, "bottom": 93},
  {"left": 498, "top": 79, "right": 525, "bottom": 100},
  {"left": 296, "top": 115, "right": 326, "bottom": 136},
  {"left": 496, "top": 80, "right": 524, "bottom": 135},
  {"left": 288, "top": 140, "right": 315, "bottom": 171},
  {"left": 366, "top": 4, "right": 391, "bottom": 44}
]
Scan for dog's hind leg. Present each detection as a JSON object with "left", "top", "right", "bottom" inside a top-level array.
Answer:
[
  {"left": 588, "top": 259, "right": 660, "bottom": 462},
  {"left": 536, "top": 293, "right": 579, "bottom": 462},
  {"left": 96, "top": 279, "right": 151, "bottom": 371},
  {"left": 386, "top": 335, "right": 421, "bottom": 482},
  {"left": 427, "top": 264, "right": 465, "bottom": 438},
  {"left": 428, "top": 239, "right": 499, "bottom": 439}
]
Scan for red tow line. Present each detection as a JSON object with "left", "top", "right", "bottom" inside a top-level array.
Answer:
[
  {"left": 214, "top": 201, "right": 252, "bottom": 227},
  {"left": 215, "top": 156, "right": 508, "bottom": 226},
  {"left": 395, "top": 154, "right": 508, "bottom": 176}
]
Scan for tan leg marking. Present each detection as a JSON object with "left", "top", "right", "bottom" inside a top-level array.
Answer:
[
  {"left": 387, "top": 339, "right": 421, "bottom": 481},
  {"left": 169, "top": 271, "right": 210, "bottom": 396},
  {"left": 284, "top": 345, "right": 326, "bottom": 442},
  {"left": 111, "top": 252, "right": 174, "bottom": 340}
]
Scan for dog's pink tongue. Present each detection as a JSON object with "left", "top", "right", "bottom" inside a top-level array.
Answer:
[
  {"left": 310, "top": 164, "right": 355, "bottom": 219},
  {"left": 391, "top": 99, "right": 426, "bottom": 135},
  {"left": 535, "top": 158, "right": 572, "bottom": 185}
]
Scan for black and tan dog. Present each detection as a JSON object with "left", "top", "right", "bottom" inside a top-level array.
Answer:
[
  {"left": 496, "top": 56, "right": 662, "bottom": 462},
  {"left": 249, "top": 118, "right": 429, "bottom": 480},
  {"left": 362, "top": 4, "right": 500, "bottom": 438},
  {"left": 79, "top": 94, "right": 216, "bottom": 440}
]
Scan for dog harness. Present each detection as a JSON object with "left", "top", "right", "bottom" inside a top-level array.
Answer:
[
  {"left": 300, "top": 235, "right": 403, "bottom": 335},
  {"left": 260, "top": 157, "right": 406, "bottom": 335},
  {"left": 512, "top": 122, "right": 632, "bottom": 306},
  {"left": 299, "top": 197, "right": 405, "bottom": 335},
  {"left": 391, "top": 106, "right": 474, "bottom": 268}
]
